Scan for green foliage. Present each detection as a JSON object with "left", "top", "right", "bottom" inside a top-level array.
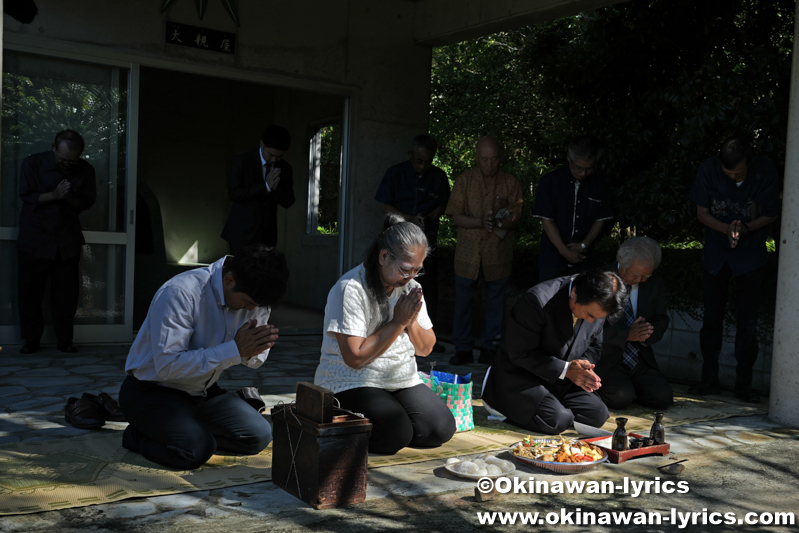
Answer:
[
  {"left": 431, "top": 29, "right": 552, "bottom": 250},
  {"left": 317, "top": 222, "right": 338, "bottom": 235},
  {"left": 317, "top": 124, "right": 341, "bottom": 234},
  {"left": 2, "top": 73, "right": 126, "bottom": 164},
  {"left": 431, "top": 0, "right": 794, "bottom": 245},
  {"left": 430, "top": 0, "right": 789, "bottom": 341}
]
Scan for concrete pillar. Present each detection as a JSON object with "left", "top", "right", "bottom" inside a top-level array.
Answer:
[{"left": 769, "top": 2, "right": 799, "bottom": 428}]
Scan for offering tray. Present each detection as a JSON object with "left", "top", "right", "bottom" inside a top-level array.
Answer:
[
  {"left": 584, "top": 433, "right": 670, "bottom": 464},
  {"left": 509, "top": 439, "right": 608, "bottom": 474}
]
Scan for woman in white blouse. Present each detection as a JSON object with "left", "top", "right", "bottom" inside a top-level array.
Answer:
[{"left": 315, "top": 214, "right": 456, "bottom": 454}]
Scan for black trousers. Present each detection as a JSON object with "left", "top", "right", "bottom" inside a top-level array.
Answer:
[
  {"left": 118, "top": 376, "right": 272, "bottom": 470},
  {"left": 699, "top": 263, "right": 762, "bottom": 388},
  {"left": 596, "top": 357, "right": 673, "bottom": 410},
  {"left": 17, "top": 249, "right": 80, "bottom": 344},
  {"left": 335, "top": 384, "right": 456, "bottom": 455},
  {"left": 508, "top": 381, "right": 609, "bottom": 435},
  {"left": 417, "top": 247, "right": 439, "bottom": 326},
  {"left": 538, "top": 244, "right": 600, "bottom": 283}
]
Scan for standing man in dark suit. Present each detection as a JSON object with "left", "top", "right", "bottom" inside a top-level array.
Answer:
[
  {"left": 17, "top": 130, "right": 96, "bottom": 354},
  {"left": 482, "top": 269, "right": 627, "bottom": 434},
  {"left": 221, "top": 125, "right": 295, "bottom": 252},
  {"left": 595, "top": 237, "right": 672, "bottom": 410}
]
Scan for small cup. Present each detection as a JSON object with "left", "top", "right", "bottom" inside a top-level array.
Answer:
[
  {"left": 643, "top": 438, "right": 655, "bottom": 447},
  {"left": 629, "top": 438, "right": 643, "bottom": 449}
]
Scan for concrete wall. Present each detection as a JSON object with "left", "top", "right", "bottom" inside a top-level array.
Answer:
[
  {"left": 4, "top": 0, "right": 433, "bottom": 310},
  {"left": 656, "top": 312, "right": 772, "bottom": 393},
  {"left": 137, "top": 67, "right": 275, "bottom": 265}
]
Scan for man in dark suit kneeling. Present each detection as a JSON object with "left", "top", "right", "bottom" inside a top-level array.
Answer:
[
  {"left": 221, "top": 125, "right": 295, "bottom": 252},
  {"left": 595, "top": 237, "right": 672, "bottom": 410},
  {"left": 482, "top": 269, "right": 627, "bottom": 435}
]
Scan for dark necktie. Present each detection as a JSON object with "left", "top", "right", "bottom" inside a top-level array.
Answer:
[{"left": 622, "top": 286, "right": 638, "bottom": 369}]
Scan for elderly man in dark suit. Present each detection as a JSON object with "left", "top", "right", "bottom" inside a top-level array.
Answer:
[
  {"left": 17, "top": 129, "right": 96, "bottom": 354},
  {"left": 595, "top": 237, "right": 672, "bottom": 410},
  {"left": 221, "top": 125, "right": 295, "bottom": 252},
  {"left": 482, "top": 269, "right": 627, "bottom": 434}
]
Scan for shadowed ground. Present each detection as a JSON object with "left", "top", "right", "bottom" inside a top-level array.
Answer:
[{"left": 0, "top": 327, "right": 797, "bottom": 532}]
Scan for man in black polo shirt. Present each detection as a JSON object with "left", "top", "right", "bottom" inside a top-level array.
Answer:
[
  {"left": 688, "top": 135, "right": 780, "bottom": 403},
  {"left": 533, "top": 136, "right": 613, "bottom": 282},
  {"left": 17, "top": 130, "right": 96, "bottom": 354},
  {"left": 374, "top": 134, "right": 450, "bottom": 343}
]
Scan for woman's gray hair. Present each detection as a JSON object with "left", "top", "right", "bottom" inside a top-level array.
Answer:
[
  {"left": 617, "top": 236, "right": 662, "bottom": 270},
  {"left": 363, "top": 214, "right": 429, "bottom": 329}
]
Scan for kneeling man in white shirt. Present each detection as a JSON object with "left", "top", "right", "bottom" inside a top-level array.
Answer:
[{"left": 120, "top": 245, "right": 289, "bottom": 469}]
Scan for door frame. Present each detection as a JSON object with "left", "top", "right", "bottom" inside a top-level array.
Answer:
[{"left": 1, "top": 33, "right": 355, "bottom": 343}]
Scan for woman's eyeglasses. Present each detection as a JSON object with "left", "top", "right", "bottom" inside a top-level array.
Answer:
[{"left": 392, "top": 257, "right": 424, "bottom": 279}]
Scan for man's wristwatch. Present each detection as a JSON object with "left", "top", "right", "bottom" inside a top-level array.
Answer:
[{"left": 580, "top": 242, "right": 586, "bottom": 251}]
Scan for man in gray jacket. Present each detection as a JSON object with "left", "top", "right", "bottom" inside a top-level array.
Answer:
[{"left": 595, "top": 237, "right": 672, "bottom": 410}]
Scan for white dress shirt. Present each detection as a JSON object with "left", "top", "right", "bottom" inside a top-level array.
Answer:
[{"left": 125, "top": 256, "right": 271, "bottom": 396}]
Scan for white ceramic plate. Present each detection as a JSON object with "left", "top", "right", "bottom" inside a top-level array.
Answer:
[{"left": 444, "top": 462, "right": 516, "bottom": 480}]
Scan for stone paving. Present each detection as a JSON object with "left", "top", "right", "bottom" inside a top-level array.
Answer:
[{"left": 0, "top": 338, "right": 798, "bottom": 532}]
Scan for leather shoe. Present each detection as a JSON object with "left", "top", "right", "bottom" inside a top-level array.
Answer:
[
  {"left": 65, "top": 397, "right": 105, "bottom": 429},
  {"left": 19, "top": 342, "right": 40, "bottom": 354},
  {"left": 687, "top": 382, "right": 721, "bottom": 396},
  {"left": 83, "top": 392, "right": 126, "bottom": 421},
  {"left": 478, "top": 348, "right": 496, "bottom": 365},
  {"left": 734, "top": 386, "right": 761, "bottom": 403},
  {"left": 449, "top": 350, "right": 473, "bottom": 365},
  {"left": 432, "top": 342, "right": 446, "bottom": 353},
  {"left": 57, "top": 342, "right": 78, "bottom": 353}
]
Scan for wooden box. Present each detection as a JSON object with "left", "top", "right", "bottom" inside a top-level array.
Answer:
[
  {"left": 586, "top": 433, "right": 671, "bottom": 464},
  {"left": 271, "top": 403, "right": 372, "bottom": 509}
]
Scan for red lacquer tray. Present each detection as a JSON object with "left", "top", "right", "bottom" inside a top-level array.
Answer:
[{"left": 584, "top": 433, "right": 670, "bottom": 464}]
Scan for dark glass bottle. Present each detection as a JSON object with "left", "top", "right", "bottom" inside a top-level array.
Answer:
[
  {"left": 650, "top": 412, "right": 665, "bottom": 445},
  {"left": 612, "top": 417, "right": 629, "bottom": 451}
]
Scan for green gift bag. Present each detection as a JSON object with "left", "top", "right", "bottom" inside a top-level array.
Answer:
[{"left": 419, "top": 371, "right": 474, "bottom": 432}]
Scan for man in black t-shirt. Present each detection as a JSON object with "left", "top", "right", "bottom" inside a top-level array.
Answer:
[
  {"left": 533, "top": 136, "right": 613, "bottom": 282},
  {"left": 688, "top": 136, "right": 780, "bottom": 403},
  {"left": 374, "top": 135, "right": 450, "bottom": 343}
]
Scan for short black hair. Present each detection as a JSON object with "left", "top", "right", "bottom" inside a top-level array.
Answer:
[
  {"left": 719, "top": 135, "right": 751, "bottom": 169},
  {"left": 224, "top": 245, "right": 290, "bottom": 307},
  {"left": 573, "top": 268, "right": 628, "bottom": 324},
  {"left": 410, "top": 134, "right": 438, "bottom": 154},
  {"left": 568, "top": 135, "right": 601, "bottom": 162},
  {"left": 261, "top": 125, "right": 291, "bottom": 151},
  {"left": 54, "top": 130, "right": 85, "bottom": 153}
]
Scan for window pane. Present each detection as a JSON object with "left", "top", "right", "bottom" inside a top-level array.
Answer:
[
  {"left": 0, "top": 242, "right": 125, "bottom": 327},
  {"left": 315, "top": 123, "right": 341, "bottom": 234},
  {"left": 1, "top": 51, "right": 128, "bottom": 232},
  {"left": 76, "top": 243, "right": 125, "bottom": 325}
]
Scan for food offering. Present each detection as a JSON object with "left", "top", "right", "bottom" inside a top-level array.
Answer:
[
  {"left": 510, "top": 435, "right": 608, "bottom": 473},
  {"left": 445, "top": 454, "right": 516, "bottom": 480}
]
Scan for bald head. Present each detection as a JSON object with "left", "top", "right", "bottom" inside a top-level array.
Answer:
[{"left": 475, "top": 136, "right": 501, "bottom": 178}]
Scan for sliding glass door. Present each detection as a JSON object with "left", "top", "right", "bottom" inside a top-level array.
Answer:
[{"left": 0, "top": 49, "right": 137, "bottom": 344}]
